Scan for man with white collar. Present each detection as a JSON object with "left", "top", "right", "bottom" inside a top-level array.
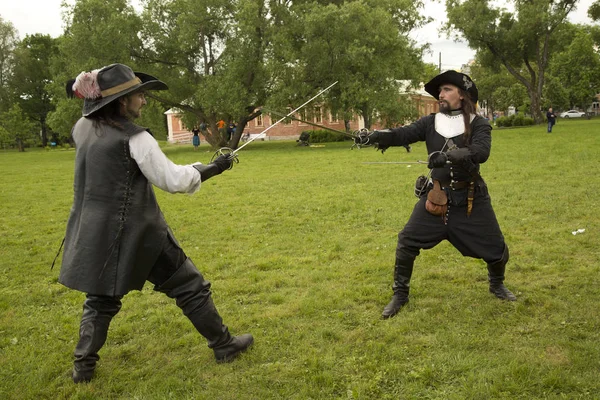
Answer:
[{"left": 357, "top": 70, "right": 516, "bottom": 319}]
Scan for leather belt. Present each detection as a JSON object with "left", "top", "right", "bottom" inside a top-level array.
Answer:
[{"left": 440, "top": 180, "right": 472, "bottom": 190}]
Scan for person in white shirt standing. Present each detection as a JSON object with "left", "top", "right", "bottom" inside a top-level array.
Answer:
[{"left": 58, "top": 63, "right": 253, "bottom": 384}]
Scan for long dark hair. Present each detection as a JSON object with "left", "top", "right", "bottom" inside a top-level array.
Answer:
[
  {"left": 459, "top": 89, "right": 476, "bottom": 142},
  {"left": 88, "top": 99, "right": 125, "bottom": 130}
]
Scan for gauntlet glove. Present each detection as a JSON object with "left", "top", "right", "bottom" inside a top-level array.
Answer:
[
  {"left": 446, "top": 147, "right": 471, "bottom": 164},
  {"left": 193, "top": 155, "right": 234, "bottom": 182},
  {"left": 427, "top": 151, "right": 448, "bottom": 169}
]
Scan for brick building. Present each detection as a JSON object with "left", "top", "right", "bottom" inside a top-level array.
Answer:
[{"left": 164, "top": 87, "right": 438, "bottom": 143}]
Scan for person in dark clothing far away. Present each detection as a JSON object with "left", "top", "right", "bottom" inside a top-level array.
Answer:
[{"left": 546, "top": 107, "right": 556, "bottom": 133}]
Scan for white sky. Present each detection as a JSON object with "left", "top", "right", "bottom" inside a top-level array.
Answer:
[{"left": 1, "top": 0, "right": 596, "bottom": 70}]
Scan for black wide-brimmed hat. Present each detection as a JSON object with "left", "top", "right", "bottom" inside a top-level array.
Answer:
[
  {"left": 67, "top": 63, "right": 168, "bottom": 117},
  {"left": 424, "top": 70, "right": 478, "bottom": 104}
]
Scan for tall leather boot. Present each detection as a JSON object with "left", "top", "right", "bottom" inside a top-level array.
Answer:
[
  {"left": 155, "top": 258, "right": 253, "bottom": 363},
  {"left": 487, "top": 246, "right": 517, "bottom": 301},
  {"left": 382, "top": 257, "right": 414, "bottom": 319},
  {"left": 72, "top": 295, "right": 122, "bottom": 383}
]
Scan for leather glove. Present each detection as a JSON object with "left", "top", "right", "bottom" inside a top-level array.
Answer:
[
  {"left": 193, "top": 155, "right": 234, "bottom": 182},
  {"left": 212, "top": 154, "right": 234, "bottom": 172},
  {"left": 368, "top": 130, "right": 394, "bottom": 153},
  {"left": 446, "top": 147, "right": 471, "bottom": 164},
  {"left": 427, "top": 151, "right": 448, "bottom": 169}
]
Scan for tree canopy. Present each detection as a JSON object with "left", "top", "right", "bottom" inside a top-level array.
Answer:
[
  {"left": 445, "top": 0, "right": 578, "bottom": 123},
  {"left": 1, "top": 0, "right": 600, "bottom": 151},
  {"left": 11, "top": 34, "right": 58, "bottom": 146}
]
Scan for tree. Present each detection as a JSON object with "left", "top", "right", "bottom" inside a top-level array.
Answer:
[
  {"left": 0, "top": 103, "right": 37, "bottom": 151},
  {"left": 47, "top": 0, "right": 145, "bottom": 137},
  {"left": 11, "top": 34, "right": 59, "bottom": 147},
  {"left": 468, "top": 55, "right": 521, "bottom": 116},
  {"left": 589, "top": 0, "right": 600, "bottom": 20},
  {"left": 547, "top": 29, "right": 600, "bottom": 109},
  {"left": 136, "top": 0, "right": 277, "bottom": 149},
  {"left": 0, "top": 17, "right": 18, "bottom": 114},
  {"left": 445, "top": 0, "right": 578, "bottom": 123},
  {"left": 272, "top": 0, "right": 427, "bottom": 130}
]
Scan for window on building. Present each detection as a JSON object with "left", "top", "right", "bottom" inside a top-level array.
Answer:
[
  {"left": 329, "top": 111, "right": 339, "bottom": 123},
  {"left": 256, "top": 114, "right": 263, "bottom": 127},
  {"left": 298, "top": 109, "right": 307, "bottom": 124},
  {"left": 314, "top": 106, "right": 322, "bottom": 123},
  {"left": 283, "top": 107, "right": 292, "bottom": 124}
]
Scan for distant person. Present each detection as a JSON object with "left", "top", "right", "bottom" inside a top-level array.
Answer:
[
  {"left": 59, "top": 63, "right": 253, "bottom": 384},
  {"left": 192, "top": 127, "right": 201, "bottom": 150},
  {"left": 217, "top": 119, "right": 226, "bottom": 138},
  {"left": 227, "top": 122, "right": 236, "bottom": 141},
  {"left": 546, "top": 108, "right": 556, "bottom": 133}
]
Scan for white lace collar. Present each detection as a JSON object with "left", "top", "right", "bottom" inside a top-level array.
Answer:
[{"left": 434, "top": 113, "right": 476, "bottom": 138}]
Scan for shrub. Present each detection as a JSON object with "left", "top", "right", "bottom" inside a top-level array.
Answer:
[
  {"left": 496, "top": 116, "right": 511, "bottom": 127},
  {"left": 304, "top": 129, "right": 349, "bottom": 143},
  {"left": 522, "top": 117, "right": 534, "bottom": 126},
  {"left": 495, "top": 114, "right": 534, "bottom": 127},
  {"left": 512, "top": 114, "right": 525, "bottom": 126}
]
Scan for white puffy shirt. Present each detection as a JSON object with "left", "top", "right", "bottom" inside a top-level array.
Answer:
[{"left": 129, "top": 130, "right": 202, "bottom": 194}]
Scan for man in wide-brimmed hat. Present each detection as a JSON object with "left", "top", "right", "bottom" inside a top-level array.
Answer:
[
  {"left": 356, "top": 70, "right": 516, "bottom": 319},
  {"left": 58, "top": 63, "right": 253, "bottom": 383}
]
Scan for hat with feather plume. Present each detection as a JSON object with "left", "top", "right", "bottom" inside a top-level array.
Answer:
[
  {"left": 424, "top": 70, "right": 478, "bottom": 104},
  {"left": 66, "top": 63, "right": 168, "bottom": 117}
]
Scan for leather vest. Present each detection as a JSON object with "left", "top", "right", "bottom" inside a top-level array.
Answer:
[{"left": 59, "top": 117, "right": 168, "bottom": 296}]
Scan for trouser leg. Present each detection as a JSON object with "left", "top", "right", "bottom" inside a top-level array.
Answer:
[
  {"left": 154, "top": 258, "right": 229, "bottom": 348},
  {"left": 72, "top": 295, "right": 122, "bottom": 383},
  {"left": 382, "top": 250, "right": 416, "bottom": 319},
  {"left": 487, "top": 245, "right": 517, "bottom": 301},
  {"left": 153, "top": 257, "right": 253, "bottom": 362},
  {"left": 382, "top": 198, "right": 446, "bottom": 319}
]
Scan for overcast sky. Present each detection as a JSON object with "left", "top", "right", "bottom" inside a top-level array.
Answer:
[{"left": 1, "top": 0, "right": 596, "bottom": 70}]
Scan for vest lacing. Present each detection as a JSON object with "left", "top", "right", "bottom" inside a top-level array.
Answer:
[{"left": 99, "top": 138, "right": 134, "bottom": 279}]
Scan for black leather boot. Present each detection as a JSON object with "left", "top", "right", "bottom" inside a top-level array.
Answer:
[
  {"left": 487, "top": 246, "right": 517, "bottom": 301},
  {"left": 382, "top": 258, "right": 414, "bottom": 319},
  {"left": 155, "top": 258, "right": 253, "bottom": 362},
  {"left": 72, "top": 295, "right": 122, "bottom": 383}
]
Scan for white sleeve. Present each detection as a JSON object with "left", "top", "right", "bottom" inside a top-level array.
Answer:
[{"left": 129, "top": 131, "right": 202, "bottom": 194}]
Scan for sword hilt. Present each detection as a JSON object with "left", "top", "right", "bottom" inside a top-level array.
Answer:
[{"left": 211, "top": 147, "right": 239, "bottom": 170}]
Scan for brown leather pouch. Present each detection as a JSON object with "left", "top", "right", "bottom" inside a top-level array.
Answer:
[{"left": 425, "top": 180, "right": 448, "bottom": 216}]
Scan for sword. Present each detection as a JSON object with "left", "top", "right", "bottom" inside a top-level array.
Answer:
[
  {"left": 261, "top": 107, "right": 357, "bottom": 139},
  {"left": 363, "top": 161, "right": 428, "bottom": 165},
  {"left": 215, "top": 81, "right": 338, "bottom": 162}
]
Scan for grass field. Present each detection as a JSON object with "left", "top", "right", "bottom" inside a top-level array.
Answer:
[{"left": 1, "top": 119, "right": 599, "bottom": 399}]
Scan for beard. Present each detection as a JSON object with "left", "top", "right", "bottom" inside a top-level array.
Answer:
[
  {"left": 125, "top": 108, "right": 141, "bottom": 120},
  {"left": 438, "top": 100, "right": 451, "bottom": 114}
]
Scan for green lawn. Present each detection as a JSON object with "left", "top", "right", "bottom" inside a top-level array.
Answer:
[{"left": 1, "top": 119, "right": 599, "bottom": 399}]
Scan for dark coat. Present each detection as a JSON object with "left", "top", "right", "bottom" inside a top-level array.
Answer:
[
  {"left": 59, "top": 117, "right": 168, "bottom": 296},
  {"left": 386, "top": 114, "right": 491, "bottom": 183}
]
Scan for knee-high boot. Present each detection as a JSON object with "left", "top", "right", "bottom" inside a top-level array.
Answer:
[
  {"left": 382, "top": 257, "right": 414, "bottom": 319},
  {"left": 487, "top": 246, "right": 517, "bottom": 301},
  {"left": 155, "top": 258, "right": 253, "bottom": 363},
  {"left": 72, "top": 295, "right": 122, "bottom": 383}
]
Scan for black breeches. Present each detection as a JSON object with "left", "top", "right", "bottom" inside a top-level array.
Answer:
[
  {"left": 397, "top": 192, "right": 506, "bottom": 264},
  {"left": 147, "top": 231, "right": 188, "bottom": 287}
]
